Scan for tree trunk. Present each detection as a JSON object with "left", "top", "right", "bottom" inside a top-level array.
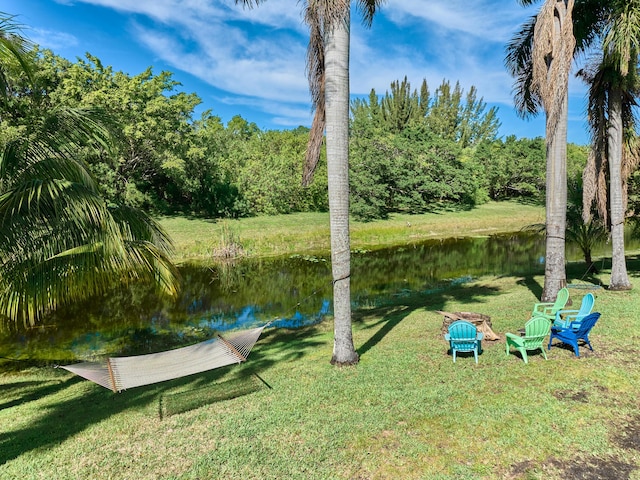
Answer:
[
  {"left": 608, "top": 89, "right": 632, "bottom": 290},
  {"left": 326, "top": 6, "right": 358, "bottom": 365},
  {"left": 542, "top": 91, "right": 568, "bottom": 301}
]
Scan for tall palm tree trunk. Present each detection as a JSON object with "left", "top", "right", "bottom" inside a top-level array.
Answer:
[
  {"left": 542, "top": 91, "right": 568, "bottom": 300},
  {"left": 535, "top": 0, "right": 574, "bottom": 302},
  {"left": 608, "top": 89, "right": 631, "bottom": 290},
  {"left": 326, "top": 6, "right": 358, "bottom": 365}
]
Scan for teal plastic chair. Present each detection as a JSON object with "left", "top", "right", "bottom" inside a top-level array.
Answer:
[
  {"left": 553, "top": 293, "right": 595, "bottom": 329},
  {"left": 444, "top": 320, "right": 484, "bottom": 364},
  {"left": 531, "top": 287, "right": 569, "bottom": 321},
  {"left": 505, "top": 316, "right": 552, "bottom": 364}
]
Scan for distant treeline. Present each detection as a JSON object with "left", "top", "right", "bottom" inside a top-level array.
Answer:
[{"left": 2, "top": 50, "right": 589, "bottom": 220}]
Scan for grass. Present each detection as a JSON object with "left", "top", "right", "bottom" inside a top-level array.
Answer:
[
  {"left": 3, "top": 201, "right": 640, "bottom": 479},
  {"left": 160, "top": 200, "right": 545, "bottom": 261}
]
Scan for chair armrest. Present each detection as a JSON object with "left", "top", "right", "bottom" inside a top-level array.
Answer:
[
  {"left": 554, "top": 309, "right": 578, "bottom": 327},
  {"left": 477, "top": 332, "right": 484, "bottom": 341},
  {"left": 553, "top": 319, "right": 570, "bottom": 329},
  {"left": 532, "top": 302, "right": 553, "bottom": 314},
  {"left": 563, "top": 313, "right": 584, "bottom": 323},
  {"left": 552, "top": 326, "right": 578, "bottom": 339},
  {"left": 444, "top": 334, "right": 451, "bottom": 341},
  {"left": 566, "top": 320, "right": 583, "bottom": 331},
  {"left": 505, "top": 332, "right": 525, "bottom": 346}
]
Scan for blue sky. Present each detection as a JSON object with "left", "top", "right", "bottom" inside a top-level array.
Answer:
[{"left": 7, "top": 0, "right": 591, "bottom": 144}]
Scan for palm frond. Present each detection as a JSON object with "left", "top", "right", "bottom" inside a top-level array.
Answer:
[
  {"left": 356, "top": 0, "right": 386, "bottom": 27},
  {"left": 603, "top": 0, "right": 640, "bottom": 77},
  {"left": 505, "top": 15, "right": 541, "bottom": 117},
  {"left": 573, "top": 0, "right": 609, "bottom": 53},
  {"left": 233, "top": 0, "right": 266, "bottom": 8},
  {"left": 0, "top": 12, "right": 35, "bottom": 99}
]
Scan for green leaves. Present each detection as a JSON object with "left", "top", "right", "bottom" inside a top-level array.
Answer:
[
  {"left": 0, "top": 132, "right": 180, "bottom": 325},
  {"left": 0, "top": 25, "right": 180, "bottom": 326}
]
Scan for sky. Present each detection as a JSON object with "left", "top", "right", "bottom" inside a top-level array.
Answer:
[{"left": 5, "top": 0, "right": 592, "bottom": 144}]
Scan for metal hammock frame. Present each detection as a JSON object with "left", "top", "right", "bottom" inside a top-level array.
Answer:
[{"left": 60, "top": 325, "right": 267, "bottom": 393}]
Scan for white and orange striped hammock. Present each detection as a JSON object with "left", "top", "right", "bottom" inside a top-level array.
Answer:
[{"left": 61, "top": 324, "right": 267, "bottom": 393}]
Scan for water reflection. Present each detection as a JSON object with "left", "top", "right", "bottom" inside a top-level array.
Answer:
[{"left": 0, "top": 231, "right": 629, "bottom": 363}]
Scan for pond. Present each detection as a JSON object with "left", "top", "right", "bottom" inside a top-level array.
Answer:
[{"left": 0, "top": 231, "right": 631, "bottom": 364}]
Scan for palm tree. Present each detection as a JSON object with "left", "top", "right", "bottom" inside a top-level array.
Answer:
[
  {"left": 506, "top": 0, "right": 576, "bottom": 302},
  {"left": 0, "top": 14, "right": 179, "bottom": 326},
  {"left": 600, "top": 2, "right": 640, "bottom": 290},
  {"left": 236, "top": 0, "right": 384, "bottom": 365},
  {"left": 0, "top": 13, "right": 34, "bottom": 103},
  {"left": 509, "top": 1, "right": 640, "bottom": 294},
  {"left": 580, "top": 42, "right": 640, "bottom": 289}
]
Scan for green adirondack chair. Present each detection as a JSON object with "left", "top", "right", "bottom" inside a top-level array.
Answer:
[
  {"left": 531, "top": 287, "right": 569, "bottom": 321},
  {"left": 505, "top": 316, "right": 552, "bottom": 364}
]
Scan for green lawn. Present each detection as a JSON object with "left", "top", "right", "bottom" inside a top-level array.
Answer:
[{"left": 2, "top": 202, "right": 640, "bottom": 479}]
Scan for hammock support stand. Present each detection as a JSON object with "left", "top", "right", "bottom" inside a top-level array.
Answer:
[{"left": 60, "top": 324, "right": 267, "bottom": 393}]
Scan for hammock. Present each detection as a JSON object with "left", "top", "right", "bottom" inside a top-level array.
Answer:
[{"left": 60, "top": 325, "right": 267, "bottom": 393}]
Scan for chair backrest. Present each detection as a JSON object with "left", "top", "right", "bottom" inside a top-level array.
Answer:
[
  {"left": 448, "top": 320, "right": 477, "bottom": 340},
  {"left": 524, "top": 316, "right": 552, "bottom": 345},
  {"left": 447, "top": 321, "right": 479, "bottom": 351},
  {"left": 571, "top": 312, "right": 600, "bottom": 336},
  {"left": 577, "top": 293, "right": 595, "bottom": 316},
  {"left": 553, "top": 287, "right": 570, "bottom": 311}
]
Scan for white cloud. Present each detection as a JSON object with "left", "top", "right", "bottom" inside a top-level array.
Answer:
[
  {"left": 384, "top": 0, "right": 536, "bottom": 43},
  {"left": 64, "top": 0, "right": 311, "bottom": 122},
  {"left": 133, "top": 18, "right": 309, "bottom": 103},
  {"left": 219, "top": 95, "right": 313, "bottom": 127},
  {"left": 30, "top": 28, "right": 79, "bottom": 50}
]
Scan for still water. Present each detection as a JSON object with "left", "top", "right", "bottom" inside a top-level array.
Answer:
[{"left": 0, "top": 232, "right": 627, "bottom": 363}]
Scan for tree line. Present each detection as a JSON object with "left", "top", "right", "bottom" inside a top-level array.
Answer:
[{"left": 2, "top": 49, "right": 587, "bottom": 222}]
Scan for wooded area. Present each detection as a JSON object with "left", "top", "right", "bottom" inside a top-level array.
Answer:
[{"left": 1, "top": 49, "right": 589, "bottom": 221}]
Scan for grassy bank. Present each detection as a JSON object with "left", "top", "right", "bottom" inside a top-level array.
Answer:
[
  {"left": 3, "top": 202, "right": 640, "bottom": 479},
  {"left": 160, "top": 200, "right": 545, "bottom": 261}
]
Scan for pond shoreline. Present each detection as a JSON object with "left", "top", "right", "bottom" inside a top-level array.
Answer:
[{"left": 160, "top": 200, "right": 546, "bottom": 262}]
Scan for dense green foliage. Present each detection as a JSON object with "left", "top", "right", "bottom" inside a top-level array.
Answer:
[
  {"left": 0, "top": 16, "right": 179, "bottom": 325},
  {"left": 2, "top": 48, "right": 590, "bottom": 221}
]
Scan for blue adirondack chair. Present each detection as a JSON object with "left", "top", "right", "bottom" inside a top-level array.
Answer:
[
  {"left": 548, "top": 312, "right": 600, "bottom": 357},
  {"left": 444, "top": 320, "right": 484, "bottom": 363},
  {"left": 505, "top": 315, "right": 551, "bottom": 364},
  {"left": 531, "top": 287, "right": 569, "bottom": 321},
  {"left": 554, "top": 293, "right": 595, "bottom": 329}
]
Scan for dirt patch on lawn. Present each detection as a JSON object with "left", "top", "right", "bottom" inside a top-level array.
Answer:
[
  {"left": 613, "top": 414, "right": 640, "bottom": 451},
  {"left": 507, "top": 456, "right": 636, "bottom": 479},
  {"left": 552, "top": 388, "right": 590, "bottom": 403},
  {"left": 505, "top": 408, "right": 640, "bottom": 479}
]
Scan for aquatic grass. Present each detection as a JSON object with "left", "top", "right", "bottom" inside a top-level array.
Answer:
[{"left": 210, "top": 221, "right": 245, "bottom": 259}]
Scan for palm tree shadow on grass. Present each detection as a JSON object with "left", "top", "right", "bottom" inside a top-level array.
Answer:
[
  {"left": 355, "top": 283, "right": 502, "bottom": 357},
  {"left": 0, "top": 375, "right": 162, "bottom": 465},
  {"left": 9, "top": 263, "right": 612, "bottom": 464},
  {"left": 515, "top": 255, "right": 630, "bottom": 304}
]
